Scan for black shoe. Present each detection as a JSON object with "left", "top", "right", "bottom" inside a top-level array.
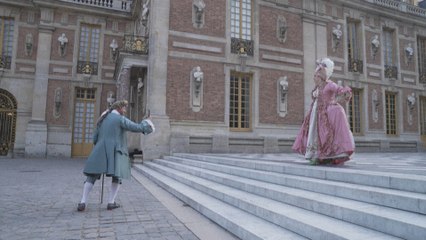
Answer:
[
  {"left": 77, "top": 203, "right": 86, "bottom": 212},
  {"left": 107, "top": 202, "right": 120, "bottom": 210}
]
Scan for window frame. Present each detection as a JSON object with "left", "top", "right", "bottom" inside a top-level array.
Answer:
[
  {"left": 230, "top": 0, "right": 253, "bottom": 41},
  {"left": 385, "top": 91, "right": 398, "bottom": 135},
  {"left": 0, "top": 17, "right": 14, "bottom": 69},
  {"left": 346, "top": 19, "right": 363, "bottom": 73},
  {"left": 229, "top": 71, "right": 252, "bottom": 132},
  {"left": 348, "top": 88, "right": 363, "bottom": 135},
  {"left": 77, "top": 23, "right": 101, "bottom": 75}
]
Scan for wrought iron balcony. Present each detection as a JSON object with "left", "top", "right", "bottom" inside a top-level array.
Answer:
[
  {"left": 58, "top": 0, "right": 132, "bottom": 12},
  {"left": 348, "top": 58, "right": 363, "bottom": 73},
  {"left": 231, "top": 38, "right": 254, "bottom": 56},
  {"left": 420, "top": 72, "right": 426, "bottom": 83},
  {"left": 384, "top": 65, "right": 398, "bottom": 79},
  {"left": 365, "top": 0, "right": 426, "bottom": 17},
  {"left": 77, "top": 61, "right": 98, "bottom": 75},
  {"left": 122, "top": 35, "right": 149, "bottom": 55},
  {"left": 0, "top": 55, "right": 11, "bottom": 69}
]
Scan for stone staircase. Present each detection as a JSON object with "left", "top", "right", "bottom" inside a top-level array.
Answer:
[{"left": 132, "top": 153, "right": 426, "bottom": 240}]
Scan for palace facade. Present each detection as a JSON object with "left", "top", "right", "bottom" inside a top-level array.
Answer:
[{"left": 0, "top": 0, "right": 425, "bottom": 159}]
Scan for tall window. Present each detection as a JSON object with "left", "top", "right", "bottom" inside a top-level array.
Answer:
[
  {"left": 418, "top": 36, "right": 426, "bottom": 83},
  {"left": 383, "top": 29, "right": 394, "bottom": 65},
  {"left": 348, "top": 89, "right": 362, "bottom": 134},
  {"left": 77, "top": 24, "right": 100, "bottom": 75},
  {"left": 230, "top": 72, "right": 252, "bottom": 131},
  {"left": 230, "top": 0, "right": 253, "bottom": 56},
  {"left": 231, "top": 0, "right": 252, "bottom": 40},
  {"left": 347, "top": 20, "right": 363, "bottom": 73},
  {"left": 0, "top": 17, "right": 14, "bottom": 69},
  {"left": 383, "top": 29, "right": 398, "bottom": 79},
  {"left": 385, "top": 92, "right": 397, "bottom": 135}
]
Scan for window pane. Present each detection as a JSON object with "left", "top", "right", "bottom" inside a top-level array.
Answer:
[{"left": 230, "top": 0, "right": 251, "bottom": 40}]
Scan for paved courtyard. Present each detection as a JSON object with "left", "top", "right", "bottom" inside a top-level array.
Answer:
[
  {"left": 0, "top": 152, "right": 424, "bottom": 240},
  {"left": 0, "top": 157, "right": 200, "bottom": 240}
]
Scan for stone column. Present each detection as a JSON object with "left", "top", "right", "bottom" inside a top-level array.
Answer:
[
  {"left": 116, "top": 66, "right": 131, "bottom": 101},
  {"left": 302, "top": 9, "right": 327, "bottom": 114},
  {"left": 141, "top": 0, "right": 171, "bottom": 160},
  {"left": 25, "top": 8, "right": 55, "bottom": 158}
]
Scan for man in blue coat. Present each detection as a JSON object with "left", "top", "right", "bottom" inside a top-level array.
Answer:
[{"left": 77, "top": 100, "right": 154, "bottom": 211}]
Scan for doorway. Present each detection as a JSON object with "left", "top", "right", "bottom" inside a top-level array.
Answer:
[
  {"left": 0, "top": 89, "right": 17, "bottom": 156},
  {"left": 71, "top": 87, "right": 96, "bottom": 157}
]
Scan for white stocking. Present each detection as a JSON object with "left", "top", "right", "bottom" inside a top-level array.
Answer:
[
  {"left": 80, "top": 182, "right": 94, "bottom": 203},
  {"left": 108, "top": 182, "right": 120, "bottom": 204}
]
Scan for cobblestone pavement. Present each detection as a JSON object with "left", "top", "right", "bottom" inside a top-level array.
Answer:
[{"left": 0, "top": 157, "right": 199, "bottom": 240}]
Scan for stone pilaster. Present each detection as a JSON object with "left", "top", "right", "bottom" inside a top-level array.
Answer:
[
  {"left": 116, "top": 67, "right": 130, "bottom": 101},
  {"left": 25, "top": 8, "right": 54, "bottom": 158},
  {"left": 141, "top": 0, "right": 171, "bottom": 160},
  {"left": 302, "top": 12, "right": 328, "bottom": 115}
]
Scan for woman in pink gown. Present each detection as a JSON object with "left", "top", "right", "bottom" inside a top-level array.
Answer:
[{"left": 292, "top": 58, "right": 355, "bottom": 165}]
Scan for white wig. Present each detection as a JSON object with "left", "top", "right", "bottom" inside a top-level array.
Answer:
[{"left": 317, "top": 57, "right": 334, "bottom": 79}]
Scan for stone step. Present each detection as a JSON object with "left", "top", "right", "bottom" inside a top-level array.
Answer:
[
  {"left": 163, "top": 156, "right": 426, "bottom": 214},
  {"left": 135, "top": 162, "right": 403, "bottom": 240},
  {"left": 173, "top": 153, "right": 426, "bottom": 194},
  {"left": 134, "top": 164, "right": 308, "bottom": 240},
  {"left": 149, "top": 158, "right": 426, "bottom": 240}
]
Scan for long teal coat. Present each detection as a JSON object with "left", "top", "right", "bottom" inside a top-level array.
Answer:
[{"left": 83, "top": 111, "right": 153, "bottom": 179}]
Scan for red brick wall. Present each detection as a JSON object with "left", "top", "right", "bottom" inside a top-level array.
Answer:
[
  {"left": 46, "top": 80, "right": 71, "bottom": 126},
  {"left": 403, "top": 89, "right": 419, "bottom": 133},
  {"left": 259, "top": 6, "right": 303, "bottom": 50},
  {"left": 167, "top": 58, "right": 225, "bottom": 122},
  {"left": 51, "top": 29, "right": 75, "bottom": 62},
  {"left": 327, "top": 22, "right": 344, "bottom": 59},
  {"left": 102, "top": 35, "right": 119, "bottom": 67},
  {"left": 368, "top": 85, "right": 384, "bottom": 131},
  {"left": 365, "top": 31, "right": 381, "bottom": 66},
  {"left": 258, "top": 70, "right": 304, "bottom": 125},
  {"left": 170, "top": 0, "right": 226, "bottom": 38},
  {"left": 16, "top": 27, "right": 38, "bottom": 61}
]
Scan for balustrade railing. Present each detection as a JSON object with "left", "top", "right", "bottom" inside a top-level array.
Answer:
[
  {"left": 231, "top": 38, "right": 254, "bottom": 56},
  {"left": 349, "top": 58, "right": 363, "bottom": 73},
  {"left": 365, "top": 0, "right": 426, "bottom": 17},
  {"left": 122, "top": 35, "right": 149, "bottom": 55},
  {"left": 384, "top": 65, "right": 398, "bottom": 79},
  {"left": 420, "top": 72, "right": 426, "bottom": 83},
  {"left": 0, "top": 55, "right": 11, "bottom": 69},
  {"left": 77, "top": 61, "right": 98, "bottom": 75},
  {"left": 58, "top": 0, "right": 131, "bottom": 12}
]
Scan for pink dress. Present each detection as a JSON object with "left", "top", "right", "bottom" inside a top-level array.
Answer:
[{"left": 292, "top": 80, "right": 355, "bottom": 165}]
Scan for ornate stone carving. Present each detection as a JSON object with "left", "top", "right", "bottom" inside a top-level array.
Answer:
[
  {"left": 372, "top": 89, "right": 379, "bottom": 123},
  {"left": 371, "top": 34, "right": 380, "bottom": 59},
  {"left": 278, "top": 76, "right": 288, "bottom": 117},
  {"left": 58, "top": 33, "right": 68, "bottom": 57},
  {"left": 191, "top": 66, "right": 204, "bottom": 112},
  {"left": 193, "top": 0, "right": 206, "bottom": 28},
  {"left": 277, "top": 16, "right": 287, "bottom": 43},
  {"left": 332, "top": 24, "right": 342, "bottom": 51}
]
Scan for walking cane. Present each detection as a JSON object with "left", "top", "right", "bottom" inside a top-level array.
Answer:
[{"left": 100, "top": 173, "right": 105, "bottom": 204}]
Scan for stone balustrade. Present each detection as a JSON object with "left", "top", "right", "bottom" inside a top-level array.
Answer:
[
  {"left": 58, "top": 0, "right": 131, "bottom": 12},
  {"left": 366, "top": 0, "right": 426, "bottom": 17}
]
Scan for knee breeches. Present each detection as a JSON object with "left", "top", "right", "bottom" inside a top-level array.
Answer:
[{"left": 85, "top": 174, "right": 122, "bottom": 184}]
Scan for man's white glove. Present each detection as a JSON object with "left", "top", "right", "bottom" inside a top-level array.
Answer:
[{"left": 144, "top": 119, "right": 155, "bottom": 133}]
